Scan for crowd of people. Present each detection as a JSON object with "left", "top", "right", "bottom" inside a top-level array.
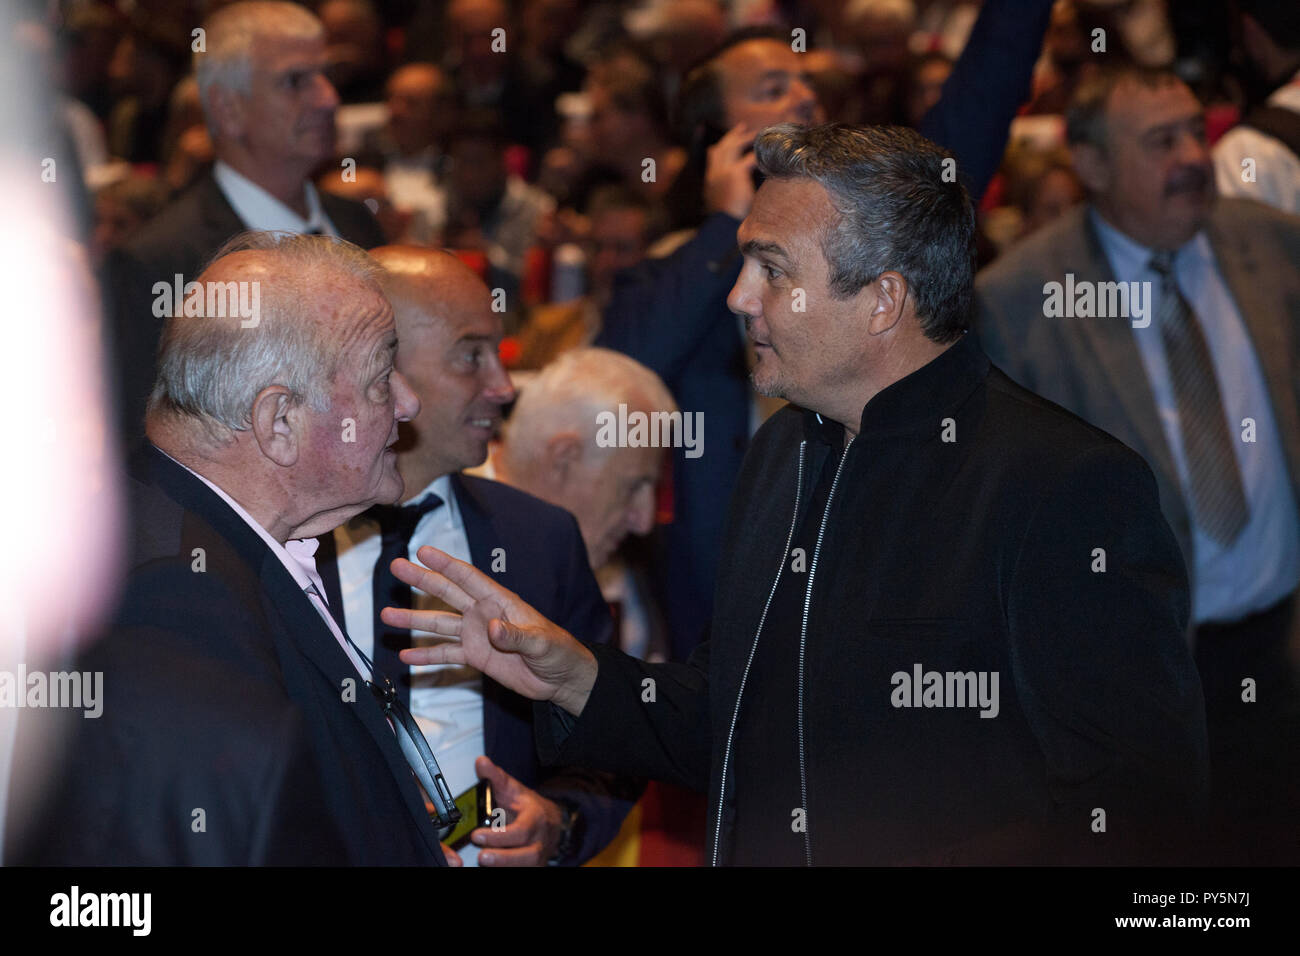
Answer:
[{"left": 4, "top": 0, "right": 1299, "bottom": 868}]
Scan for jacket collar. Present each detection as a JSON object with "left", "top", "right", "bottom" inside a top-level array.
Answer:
[
  {"left": 130, "top": 442, "right": 445, "bottom": 859},
  {"left": 802, "top": 331, "right": 989, "bottom": 446}
]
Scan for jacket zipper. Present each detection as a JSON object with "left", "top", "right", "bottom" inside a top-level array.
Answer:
[
  {"left": 711, "top": 440, "right": 806, "bottom": 866},
  {"left": 797, "top": 436, "right": 854, "bottom": 866}
]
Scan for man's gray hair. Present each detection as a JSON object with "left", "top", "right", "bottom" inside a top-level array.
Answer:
[
  {"left": 754, "top": 122, "right": 975, "bottom": 343},
  {"left": 148, "top": 231, "right": 384, "bottom": 439},
  {"left": 195, "top": 1, "right": 324, "bottom": 125},
  {"left": 501, "top": 348, "right": 677, "bottom": 467},
  {"left": 1065, "top": 64, "right": 1185, "bottom": 154}
]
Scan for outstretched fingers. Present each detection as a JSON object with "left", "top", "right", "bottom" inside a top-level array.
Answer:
[
  {"left": 390, "top": 555, "right": 473, "bottom": 610},
  {"left": 400, "top": 642, "right": 466, "bottom": 667},
  {"left": 380, "top": 606, "right": 463, "bottom": 637},
  {"left": 412, "top": 545, "right": 513, "bottom": 602}
]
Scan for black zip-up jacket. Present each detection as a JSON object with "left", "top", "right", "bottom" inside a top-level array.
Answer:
[{"left": 540, "top": 332, "right": 1209, "bottom": 864}]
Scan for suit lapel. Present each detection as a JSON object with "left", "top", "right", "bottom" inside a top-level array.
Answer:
[
  {"left": 255, "top": 548, "right": 443, "bottom": 859},
  {"left": 135, "top": 445, "right": 442, "bottom": 858},
  {"left": 314, "top": 530, "right": 347, "bottom": 627},
  {"left": 1074, "top": 215, "right": 1181, "bottom": 484},
  {"left": 196, "top": 172, "right": 251, "bottom": 244},
  {"left": 1058, "top": 214, "right": 1192, "bottom": 555},
  {"left": 1207, "top": 209, "right": 1300, "bottom": 496}
]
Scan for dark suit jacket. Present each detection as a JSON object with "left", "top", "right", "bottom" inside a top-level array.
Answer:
[
  {"left": 974, "top": 200, "right": 1300, "bottom": 606},
  {"left": 317, "top": 473, "right": 637, "bottom": 864},
  {"left": 105, "top": 170, "right": 386, "bottom": 444},
  {"left": 9, "top": 445, "right": 445, "bottom": 866}
]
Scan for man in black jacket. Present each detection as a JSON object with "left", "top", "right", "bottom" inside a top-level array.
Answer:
[{"left": 389, "top": 124, "right": 1210, "bottom": 865}]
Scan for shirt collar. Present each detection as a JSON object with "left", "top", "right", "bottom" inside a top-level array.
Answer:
[
  {"left": 802, "top": 331, "right": 989, "bottom": 445},
  {"left": 403, "top": 473, "right": 459, "bottom": 525},
  {"left": 155, "top": 446, "right": 320, "bottom": 592},
  {"left": 1089, "top": 206, "right": 1212, "bottom": 279},
  {"left": 213, "top": 160, "right": 334, "bottom": 236}
]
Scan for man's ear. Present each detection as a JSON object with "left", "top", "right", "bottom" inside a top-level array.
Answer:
[
  {"left": 543, "top": 431, "right": 582, "bottom": 485},
  {"left": 206, "top": 84, "right": 246, "bottom": 142},
  {"left": 250, "top": 386, "right": 300, "bottom": 467},
  {"left": 1070, "top": 142, "right": 1110, "bottom": 195},
  {"left": 866, "top": 271, "right": 909, "bottom": 336}
]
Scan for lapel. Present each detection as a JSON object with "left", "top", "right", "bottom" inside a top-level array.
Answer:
[
  {"left": 1205, "top": 206, "right": 1300, "bottom": 498},
  {"left": 195, "top": 172, "right": 251, "bottom": 245},
  {"left": 449, "top": 472, "right": 510, "bottom": 763},
  {"left": 1073, "top": 213, "right": 1181, "bottom": 488},
  {"left": 136, "top": 445, "right": 442, "bottom": 858},
  {"left": 1060, "top": 212, "right": 1191, "bottom": 554},
  {"left": 314, "top": 530, "right": 347, "bottom": 625}
]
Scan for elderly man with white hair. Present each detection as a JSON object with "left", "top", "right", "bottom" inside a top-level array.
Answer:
[
  {"left": 489, "top": 348, "right": 675, "bottom": 575},
  {"left": 483, "top": 348, "right": 678, "bottom": 664},
  {"left": 108, "top": 0, "right": 385, "bottom": 444},
  {"left": 11, "top": 232, "right": 458, "bottom": 866}
]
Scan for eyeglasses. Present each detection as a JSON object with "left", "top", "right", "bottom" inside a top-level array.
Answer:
[
  {"left": 367, "top": 674, "right": 461, "bottom": 830},
  {"left": 343, "top": 632, "right": 461, "bottom": 832}
]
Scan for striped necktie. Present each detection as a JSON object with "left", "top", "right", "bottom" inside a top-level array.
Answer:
[{"left": 1149, "top": 249, "right": 1249, "bottom": 546}]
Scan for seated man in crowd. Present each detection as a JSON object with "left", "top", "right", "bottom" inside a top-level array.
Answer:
[
  {"left": 483, "top": 347, "right": 676, "bottom": 661},
  {"left": 12, "top": 232, "right": 447, "bottom": 865}
]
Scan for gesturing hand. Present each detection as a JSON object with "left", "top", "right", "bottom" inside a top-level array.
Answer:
[{"left": 383, "top": 545, "right": 598, "bottom": 716}]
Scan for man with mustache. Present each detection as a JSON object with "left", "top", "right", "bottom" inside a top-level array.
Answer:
[{"left": 976, "top": 64, "right": 1300, "bottom": 863}]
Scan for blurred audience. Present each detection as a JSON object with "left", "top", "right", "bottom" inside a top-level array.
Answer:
[
  {"left": 90, "top": 172, "right": 170, "bottom": 268},
  {"left": 1213, "top": 0, "right": 1300, "bottom": 214},
  {"left": 515, "top": 184, "right": 665, "bottom": 370}
]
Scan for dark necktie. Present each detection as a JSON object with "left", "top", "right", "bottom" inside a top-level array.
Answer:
[
  {"left": 370, "top": 493, "right": 444, "bottom": 708},
  {"left": 1149, "top": 250, "right": 1250, "bottom": 547}
]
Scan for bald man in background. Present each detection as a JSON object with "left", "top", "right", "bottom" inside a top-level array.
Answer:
[{"left": 315, "top": 246, "right": 636, "bottom": 866}]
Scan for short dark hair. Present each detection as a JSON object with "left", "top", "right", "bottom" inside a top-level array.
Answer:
[
  {"left": 1065, "top": 64, "right": 1186, "bottom": 151},
  {"left": 754, "top": 123, "right": 974, "bottom": 344}
]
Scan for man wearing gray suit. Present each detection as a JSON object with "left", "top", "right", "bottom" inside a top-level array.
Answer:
[{"left": 976, "top": 64, "right": 1300, "bottom": 863}]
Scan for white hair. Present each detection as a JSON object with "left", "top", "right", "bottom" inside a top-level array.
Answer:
[
  {"left": 194, "top": 1, "right": 324, "bottom": 126},
  {"left": 148, "top": 231, "right": 384, "bottom": 440},
  {"left": 501, "top": 347, "right": 676, "bottom": 468}
]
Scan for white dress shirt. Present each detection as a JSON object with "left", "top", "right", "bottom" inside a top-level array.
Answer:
[
  {"left": 1214, "top": 72, "right": 1300, "bottom": 215},
  {"left": 1091, "top": 210, "right": 1300, "bottom": 624},
  {"left": 161, "top": 450, "right": 370, "bottom": 676},
  {"left": 213, "top": 160, "right": 341, "bottom": 236},
  {"left": 332, "top": 474, "right": 487, "bottom": 863}
]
